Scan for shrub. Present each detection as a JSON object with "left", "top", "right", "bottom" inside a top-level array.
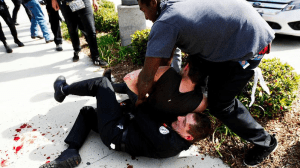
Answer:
[
  {"left": 97, "top": 0, "right": 115, "bottom": 9},
  {"left": 61, "top": 22, "right": 70, "bottom": 40},
  {"left": 238, "top": 58, "right": 300, "bottom": 118},
  {"left": 97, "top": 33, "right": 134, "bottom": 66},
  {"left": 130, "top": 29, "right": 151, "bottom": 65},
  {"left": 94, "top": 1, "right": 119, "bottom": 37}
]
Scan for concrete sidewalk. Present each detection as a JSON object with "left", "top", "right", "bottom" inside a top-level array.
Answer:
[{"left": 0, "top": 1, "right": 227, "bottom": 168}]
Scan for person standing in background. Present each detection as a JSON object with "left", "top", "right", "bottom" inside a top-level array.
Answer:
[{"left": 11, "top": 0, "right": 32, "bottom": 25}]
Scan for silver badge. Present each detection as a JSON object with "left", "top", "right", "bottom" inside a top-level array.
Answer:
[{"left": 159, "top": 126, "right": 169, "bottom": 135}]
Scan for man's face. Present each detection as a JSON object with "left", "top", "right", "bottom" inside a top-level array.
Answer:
[
  {"left": 171, "top": 113, "right": 196, "bottom": 140},
  {"left": 138, "top": 0, "right": 158, "bottom": 23}
]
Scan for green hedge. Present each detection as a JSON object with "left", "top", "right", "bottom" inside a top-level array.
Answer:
[
  {"left": 94, "top": 0, "right": 119, "bottom": 37},
  {"left": 130, "top": 29, "right": 151, "bottom": 65}
]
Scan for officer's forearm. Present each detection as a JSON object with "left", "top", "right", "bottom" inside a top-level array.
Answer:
[{"left": 137, "top": 57, "right": 162, "bottom": 101}]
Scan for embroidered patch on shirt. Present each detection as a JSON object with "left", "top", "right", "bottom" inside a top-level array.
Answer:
[{"left": 159, "top": 126, "right": 169, "bottom": 135}]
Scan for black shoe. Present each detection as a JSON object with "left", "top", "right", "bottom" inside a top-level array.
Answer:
[
  {"left": 92, "top": 57, "right": 108, "bottom": 67},
  {"left": 4, "top": 44, "right": 13, "bottom": 53},
  {"left": 54, "top": 76, "right": 68, "bottom": 103},
  {"left": 73, "top": 52, "right": 79, "bottom": 62},
  {"left": 39, "top": 149, "right": 81, "bottom": 168},
  {"left": 15, "top": 40, "right": 24, "bottom": 47},
  {"left": 244, "top": 134, "right": 278, "bottom": 167},
  {"left": 31, "top": 35, "right": 44, "bottom": 39},
  {"left": 46, "top": 39, "right": 54, "bottom": 43},
  {"left": 102, "top": 69, "right": 112, "bottom": 82},
  {"left": 56, "top": 44, "right": 63, "bottom": 51}
]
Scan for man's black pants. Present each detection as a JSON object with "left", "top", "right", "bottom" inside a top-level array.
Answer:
[
  {"left": 11, "top": 0, "right": 32, "bottom": 23},
  {"left": 200, "top": 58, "right": 271, "bottom": 147},
  {"left": 59, "top": 0, "right": 99, "bottom": 57},
  {"left": 0, "top": 4, "right": 19, "bottom": 42},
  {"left": 45, "top": 0, "right": 62, "bottom": 45},
  {"left": 64, "top": 77, "right": 131, "bottom": 151}
]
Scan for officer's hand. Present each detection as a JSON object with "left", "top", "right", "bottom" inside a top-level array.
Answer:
[{"left": 52, "top": 0, "right": 60, "bottom": 11}]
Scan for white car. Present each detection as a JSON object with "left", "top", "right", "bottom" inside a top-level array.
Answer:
[{"left": 247, "top": 0, "right": 300, "bottom": 37}]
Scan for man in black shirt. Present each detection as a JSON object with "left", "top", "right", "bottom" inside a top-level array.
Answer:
[{"left": 39, "top": 74, "right": 211, "bottom": 168}]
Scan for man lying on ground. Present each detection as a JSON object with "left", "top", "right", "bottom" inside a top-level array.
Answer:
[{"left": 39, "top": 71, "right": 211, "bottom": 168}]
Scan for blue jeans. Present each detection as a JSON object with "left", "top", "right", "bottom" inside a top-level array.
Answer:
[{"left": 25, "top": 0, "right": 51, "bottom": 41}]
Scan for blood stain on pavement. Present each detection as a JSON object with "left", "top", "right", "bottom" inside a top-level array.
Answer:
[
  {"left": 13, "top": 145, "right": 23, "bottom": 154},
  {"left": 1, "top": 159, "right": 7, "bottom": 167},
  {"left": 13, "top": 137, "right": 20, "bottom": 142},
  {"left": 20, "top": 124, "right": 28, "bottom": 128},
  {"left": 15, "top": 129, "right": 21, "bottom": 132}
]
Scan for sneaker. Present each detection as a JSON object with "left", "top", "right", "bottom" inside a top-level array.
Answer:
[
  {"left": 15, "top": 40, "right": 24, "bottom": 47},
  {"left": 73, "top": 52, "right": 79, "bottom": 62},
  {"left": 39, "top": 149, "right": 81, "bottom": 168},
  {"left": 31, "top": 35, "right": 44, "bottom": 39},
  {"left": 102, "top": 69, "right": 112, "bottom": 82},
  {"left": 244, "top": 134, "right": 278, "bottom": 167},
  {"left": 46, "top": 39, "right": 54, "bottom": 43},
  {"left": 56, "top": 44, "right": 63, "bottom": 51},
  {"left": 92, "top": 56, "right": 108, "bottom": 67},
  {"left": 53, "top": 76, "right": 68, "bottom": 103}
]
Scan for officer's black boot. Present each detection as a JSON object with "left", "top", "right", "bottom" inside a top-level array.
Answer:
[
  {"left": 54, "top": 76, "right": 68, "bottom": 103},
  {"left": 102, "top": 69, "right": 112, "bottom": 82},
  {"left": 2, "top": 41, "right": 12, "bottom": 53},
  {"left": 39, "top": 149, "right": 81, "bottom": 168}
]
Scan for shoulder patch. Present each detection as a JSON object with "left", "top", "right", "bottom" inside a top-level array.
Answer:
[{"left": 159, "top": 126, "right": 170, "bottom": 135}]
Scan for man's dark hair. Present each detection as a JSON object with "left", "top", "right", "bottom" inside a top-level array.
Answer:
[
  {"left": 186, "top": 55, "right": 208, "bottom": 95},
  {"left": 187, "top": 113, "right": 211, "bottom": 143},
  {"left": 187, "top": 55, "right": 207, "bottom": 86},
  {"left": 137, "top": 0, "right": 160, "bottom": 6}
]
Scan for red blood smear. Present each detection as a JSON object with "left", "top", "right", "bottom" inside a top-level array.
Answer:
[
  {"left": 13, "top": 134, "right": 18, "bottom": 137},
  {"left": 46, "top": 157, "right": 50, "bottom": 159},
  {"left": 14, "top": 137, "right": 20, "bottom": 142},
  {"left": 1, "top": 159, "right": 7, "bottom": 167},
  {"left": 32, "top": 129, "right": 37, "bottom": 131},
  {"left": 27, "top": 125, "right": 32, "bottom": 128},
  {"left": 42, "top": 134, "right": 46, "bottom": 136},
  {"left": 15, "top": 145, "right": 23, "bottom": 154},
  {"left": 46, "top": 161, "right": 50, "bottom": 163},
  {"left": 15, "top": 129, "right": 21, "bottom": 132},
  {"left": 20, "top": 124, "right": 28, "bottom": 128}
]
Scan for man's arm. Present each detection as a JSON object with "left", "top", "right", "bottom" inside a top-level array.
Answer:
[
  {"left": 192, "top": 95, "right": 208, "bottom": 113},
  {"left": 135, "top": 57, "right": 163, "bottom": 106},
  {"left": 124, "top": 66, "right": 170, "bottom": 95},
  {"left": 52, "top": 0, "right": 60, "bottom": 11}
]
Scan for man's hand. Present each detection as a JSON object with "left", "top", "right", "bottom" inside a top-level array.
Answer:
[
  {"left": 93, "top": 0, "right": 99, "bottom": 12},
  {"left": 52, "top": 0, "right": 60, "bottom": 11},
  {"left": 135, "top": 57, "right": 162, "bottom": 106}
]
